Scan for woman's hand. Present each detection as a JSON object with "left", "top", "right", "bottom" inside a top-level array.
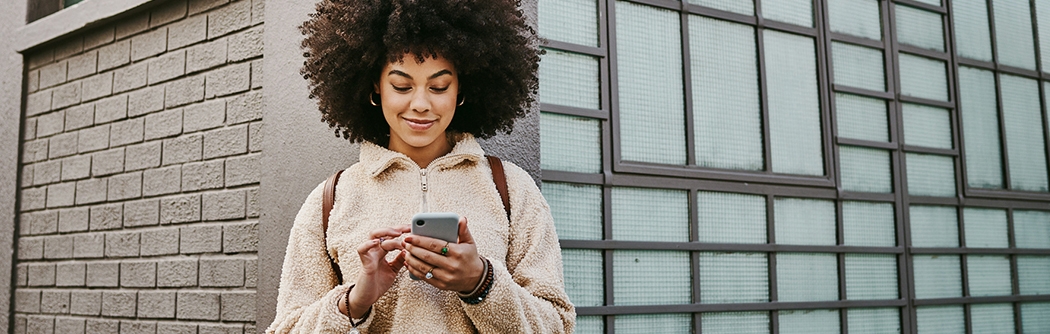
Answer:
[
  {"left": 403, "top": 217, "right": 486, "bottom": 293},
  {"left": 343, "top": 224, "right": 410, "bottom": 318}
]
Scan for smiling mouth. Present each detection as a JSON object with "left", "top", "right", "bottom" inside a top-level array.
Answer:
[{"left": 404, "top": 118, "right": 436, "bottom": 131}]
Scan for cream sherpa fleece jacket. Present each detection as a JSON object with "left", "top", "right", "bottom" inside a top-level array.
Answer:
[{"left": 266, "top": 134, "right": 576, "bottom": 333}]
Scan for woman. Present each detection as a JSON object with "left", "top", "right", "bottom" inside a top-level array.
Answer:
[{"left": 266, "top": 0, "right": 575, "bottom": 333}]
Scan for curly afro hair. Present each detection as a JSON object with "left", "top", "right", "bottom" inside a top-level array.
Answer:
[{"left": 299, "top": 0, "right": 542, "bottom": 144}]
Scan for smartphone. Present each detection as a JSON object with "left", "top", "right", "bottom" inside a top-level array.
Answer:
[{"left": 409, "top": 212, "right": 460, "bottom": 280}]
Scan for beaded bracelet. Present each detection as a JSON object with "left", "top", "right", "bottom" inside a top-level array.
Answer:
[
  {"left": 460, "top": 257, "right": 494, "bottom": 305},
  {"left": 344, "top": 284, "right": 370, "bottom": 334}
]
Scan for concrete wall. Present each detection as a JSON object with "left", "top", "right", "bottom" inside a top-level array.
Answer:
[{"left": 1, "top": 0, "right": 30, "bottom": 331}]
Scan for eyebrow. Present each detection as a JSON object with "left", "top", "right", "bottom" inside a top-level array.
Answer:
[{"left": 388, "top": 69, "right": 453, "bottom": 80}]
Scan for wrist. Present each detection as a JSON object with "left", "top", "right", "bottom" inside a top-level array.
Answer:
[
  {"left": 458, "top": 257, "right": 489, "bottom": 295},
  {"left": 346, "top": 287, "right": 373, "bottom": 319}
]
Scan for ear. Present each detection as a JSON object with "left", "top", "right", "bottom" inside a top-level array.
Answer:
[{"left": 373, "top": 83, "right": 380, "bottom": 94}]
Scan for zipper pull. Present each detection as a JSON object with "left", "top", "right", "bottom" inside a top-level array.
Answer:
[{"left": 420, "top": 169, "right": 428, "bottom": 192}]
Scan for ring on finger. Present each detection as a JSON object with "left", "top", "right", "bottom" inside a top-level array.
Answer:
[
  {"left": 441, "top": 242, "right": 450, "bottom": 256},
  {"left": 425, "top": 267, "right": 434, "bottom": 279}
]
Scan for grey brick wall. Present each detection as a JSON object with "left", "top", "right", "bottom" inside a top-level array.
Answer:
[{"left": 16, "top": 0, "right": 262, "bottom": 332}]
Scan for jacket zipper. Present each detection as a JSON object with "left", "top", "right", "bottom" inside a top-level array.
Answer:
[{"left": 420, "top": 168, "right": 428, "bottom": 211}]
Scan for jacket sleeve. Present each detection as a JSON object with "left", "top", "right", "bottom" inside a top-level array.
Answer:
[
  {"left": 266, "top": 181, "right": 375, "bottom": 334},
  {"left": 463, "top": 164, "right": 577, "bottom": 333}
]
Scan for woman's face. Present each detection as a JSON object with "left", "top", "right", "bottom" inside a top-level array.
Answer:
[{"left": 377, "top": 55, "right": 459, "bottom": 154}]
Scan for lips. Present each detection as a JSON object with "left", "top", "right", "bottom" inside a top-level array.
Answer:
[{"left": 404, "top": 117, "right": 436, "bottom": 131}]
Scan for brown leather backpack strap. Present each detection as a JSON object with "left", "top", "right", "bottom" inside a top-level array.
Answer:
[
  {"left": 322, "top": 170, "right": 344, "bottom": 285},
  {"left": 486, "top": 156, "right": 511, "bottom": 221}
]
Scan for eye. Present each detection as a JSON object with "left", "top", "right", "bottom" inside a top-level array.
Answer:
[
  {"left": 392, "top": 86, "right": 411, "bottom": 92},
  {"left": 430, "top": 86, "right": 449, "bottom": 93}
]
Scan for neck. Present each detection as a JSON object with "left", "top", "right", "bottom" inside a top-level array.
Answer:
[{"left": 387, "top": 134, "right": 454, "bottom": 168}]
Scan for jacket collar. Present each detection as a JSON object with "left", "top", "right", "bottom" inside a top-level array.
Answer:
[{"left": 360, "top": 132, "right": 486, "bottom": 177}]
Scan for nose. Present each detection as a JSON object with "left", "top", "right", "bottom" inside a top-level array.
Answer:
[{"left": 410, "top": 89, "right": 430, "bottom": 113}]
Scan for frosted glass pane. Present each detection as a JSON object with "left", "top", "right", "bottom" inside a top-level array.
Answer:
[
  {"left": 906, "top": 153, "right": 957, "bottom": 197},
  {"left": 615, "top": 314, "right": 691, "bottom": 333},
  {"left": 689, "top": 0, "right": 754, "bottom": 16},
  {"left": 616, "top": 2, "right": 686, "bottom": 165},
  {"left": 836, "top": 93, "right": 889, "bottom": 142},
  {"left": 843, "top": 201, "right": 896, "bottom": 247},
  {"left": 698, "top": 191, "right": 767, "bottom": 244},
  {"left": 1015, "top": 210, "right": 1050, "bottom": 248},
  {"left": 962, "top": 208, "right": 1008, "bottom": 248},
  {"left": 953, "top": 0, "right": 994, "bottom": 61},
  {"left": 562, "top": 249, "right": 604, "bottom": 307},
  {"left": 691, "top": 16, "right": 764, "bottom": 170},
  {"left": 1002, "top": 76, "right": 1049, "bottom": 191},
  {"left": 840, "top": 146, "right": 893, "bottom": 193},
  {"left": 896, "top": 5, "right": 944, "bottom": 51},
  {"left": 1022, "top": 302, "right": 1050, "bottom": 333},
  {"left": 699, "top": 252, "right": 769, "bottom": 303},
  {"left": 832, "top": 42, "right": 886, "bottom": 91},
  {"left": 538, "top": 0, "right": 598, "bottom": 47},
  {"left": 1018, "top": 255, "right": 1050, "bottom": 295},
  {"left": 967, "top": 255, "right": 1012, "bottom": 296},
  {"left": 970, "top": 303, "right": 1015, "bottom": 334},
  {"left": 776, "top": 253, "right": 839, "bottom": 302},
  {"left": 701, "top": 312, "right": 770, "bottom": 334},
  {"left": 576, "top": 316, "right": 604, "bottom": 334},
  {"left": 612, "top": 187, "right": 689, "bottom": 242},
  {"left": 916, "top": 306, "right": 965, "bottom": 334},
  {"left": 828, "top": 0, "right": 882, "bottom": 40},
  {"left": 913, "top": 255, "right": 962, "bottom": 299},
  {"left": 539, "top": 50, "right": 600, "bottom": 109},
  {"left": 902, "top": 103, "right": 952, "bottom": 149},
  {"left": 765, "top": 30, "right": 825, "bottom": 175},
  {"left": 848, "top": 308, "right": 901, "bottom": 334},
  {"left": 909, "top": 205, "right": 959, "bottom": 247},
  {"left": 775, "top": 198, "right": 836, "bottom": 245},
  {"left": 899, "top": 53, "right": 949, "bottom": 101},
  {"left": 779, "top": 309, "right": 839, "bottom": 334},
  {"left": 993, "top": 0, "right": 1038, "bottom": 70},
  {"left": 958, "top": 67, "right": 1003, "bottom": 189},
  {"left": 845, "top": 254, "right": 899, "bottom": 300},
  {"left": 613, "top": 250, "right": 691, "bottom": 305},
  {"left": 540, "top": 113, "right": 602, "bottom": 173},
  {"left": 1039, "top": 0, "right": 1050, "bottom": 72},
  {"left": 763, "top": 0, "right": 813, "bottom": 27},
  {"left": 543, "top": 182, "right": 603, "bottom": 240},
  {"left": 914, "top": 0, "right": 940, "bottom": 5}
]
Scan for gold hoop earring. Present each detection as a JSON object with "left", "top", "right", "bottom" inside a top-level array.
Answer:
[
  {"left": 370, "top": 92, "right": 380, "bottom": 107},
  {"left": 457, "top": 95, "right": 465, "bottom": 106}
]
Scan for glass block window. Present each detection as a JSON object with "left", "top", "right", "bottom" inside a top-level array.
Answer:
[
  {"left": 539, "top": 50, "right": 601, "bottom": 110},
  {"left": 992, "top": 0, "right": 1037, "bottom": 70},
  {"left": 1000, "top": 75, "right": 1049, "bottom": 191},
  {"left": 701, "top": 312, "right": 769, "bottom": 334},
  {"left": 913, "top": 255, "right": 962, "bottom": 299},
  {"left": 762, "top": 0, "right": 813, "bottom": 27},
  {"left": 1022, "top": 302, "right": 1050, "bottom": 332},
  {"left": 958, "top": 66, "right": 1003, "bottom": 189},
  {"left": 540, "top": 113, "right": 602, "bottom": 173},
  {"left": 1017, "top": 255, "right": 1050, "bottom": 295},
  {"left": 613, "top": 250, "right": 691, "bottom": 305},
  {"left": 845, "top": 254, "right": 899, "bottom": 300},
  {"left": 836, "top": 93, "right": 889, "bottom": 142},
  {"left": 611, "top": 187, "right": 689, "bottom": 242},
  {"left": 898, "top": 53, "right": 948, "bottom": 101},
  {"left": 962, "top": 208, "right": 1008, "bottom": 248},
  {"left": 953, "top": 0, "right": 994, "bottom": 61},
  {"left": 562, "top": 249, "right": 604, "bottom": 307},
  {"left": 698, "top": 252, "right": 768, "bottom": 303},
  {"left": 776, "top": 253, "right": 839, "bottom": 302},
  {"left": 774, "top": 197, "right": 836, "bottom": 245},
  {"left": 848, "top": 308, "right": 901, "bottom": 334},
  {"left": 1014, "top": 210, "right": 1050, "bottom": 249},
  {"left": 843, "top": 201, "right": 896, "bottom": 247},
  {"left": 966, "top": 255, "right": 1012, "bottom": 296},
  {"left": 840, "top": 146, "right": 892, "bottom": 193},
  {"left": 895, "top": 5, "right": 944, "bottom": 52},
  {"left": 970, "top": 303, "right": 1016, "bottom": 334},
  {"left": 538, "top": 0, "right": 599, "bottom": 47},
  {"left": 779, "top": 309, "right": 839, "bottom": 334},
  {"left": 916, "top": 306, "right": 965, "bottom": 334},
  {"left": 765, "top": 30, "right": 825, "bottom": 176},
  {"left": 906, "top": 153, "right": 957, "bottom": 197},
  {"left": 902, "top": 103, "right": 952, "bottom": 149},
  {"left": 614, "top": 314, "right": 692, "bottom": 333},
  {"left": 832, "top": 42, "right": 886, "bottom": 91},
  {"left": 689, "top": 0, "right": 754, "bottom": 16},
  {"left": 697, "top": 191, "right": 767, "bottom": 244},
  {"left": 909, "top": 205, "right": 959, "bottom": 247},
  {"left": 576, "top": 316, "right": 604, "bottom": 334},
  {"left": 827, "top": 0, "right": 882, "bottom": 40},
  {"left": 543, "top": 182, "right": 603, "bottom": 240}
]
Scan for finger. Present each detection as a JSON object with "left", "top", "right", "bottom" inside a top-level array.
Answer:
[
  {"left": 405, "top": 242, "right": 452, "bottom": 269},
  {"left": 380, "top": 238, "right": 404, "bottom": 252},
  {"left": 389, "top": 251, "right": 406, "bottom": 272},
  {"left": 368, "top": 227, "right": 407, "bottom": 240},
  {"left": 393, "top": 224, "right": 412, "bottom": 233},
  {"left": 357, "top": 238, "right": 381, "bottom": 255},
  {"left": 456, "top": 217, "right": 474, "bottom": 245}
]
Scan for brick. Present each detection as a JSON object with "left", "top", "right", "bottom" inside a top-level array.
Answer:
[
  {"left": 75, "top": 178, "right": 107, "bottom": 205},
  {"left": 206, "top": 63, "right": 250, "bottom": 98},
  {"left": 61, "top": 155, "right": 91, "bottom": 180},
  {"left": 37, "top": 110, "right": 65, "bottom": 137},
  {"left": 85, "top": 26, "right": 116, "bottom": 49},
  {"left": 165, "top": 75, "right": 205, "bottom": 107},
  {"left": 68, "top": 51, "right": 98, "bottom": 80},
  {"left": 245, "top": 258, "right": 256, "bottom": 287},
  {"left": 143, "top": 165, "right": 181, "bottom": 196},
  {"left": 157, "top": 259, "right": 197, "bottom": 287},
  {"left": 203, "top": 190, "right": 245, "bottom": 220},
  {"left": 71, "top": 291, "right": 101, "bottom": 315},
  {"left": 168, "top": 15, "right": 207, "bottom": 50},
  {"left": 220, "top": 291, "right": 254, "bottom": 321},
  {"left": 189, "top": 0, "right": 228, "bottom": 14},
  {"left": 86, "top": 262, "right": 119, "bottom": 287},
  {"left": 141, "top": 228, "right": 179, "bottom": 256},
  {"left": 198, "top": 323, "right": 241, "bottom": 334},
  {"left": 28, "top": 70, "right": 40, "bottom": 93},
  {"left": 56, "top": 262, "right": 86, "bottom": 286},
  {"left": 251, "top": 0, "right": 264, "bottom": 25},
  {"left": 95, "top": 95, "right": 128, "bottom": 123},
  {"left": 85, "top": 319, "right": 119, "bottom": 333},
  {"left": 45, "top": 181, "right": 75, "bottom": 209},
  {"left": 148, "top": 50, "right": 187, "bottom": 84},
  {"left": 17, "top": 264, "right": 28, "bottom": 286},
  {"left": 105, "top": 231, "right": 140, "bottom": 257},
  {"left": 35, "top": 159, "right": 62, "bottom": 184},
  {"left": 28, "top": 263, "right": 56, "bottom": 286},
  {"left": 250, "top": 58, "right": 262, "bottom": 89},
  {"left": 162, "top": 134, "right": 202, "bottom": 165},
  {"left": 89, "top": 203, "right": 123, "bottom": 231},
  {"left": 184, "top": 101, "right": 226, "bottom": 134},
  {"left": 25, "top": 210, "right": 58, "bottom": 235},
  {"left": 111, "top": 118, "right": 145, "bottom": 147},
  {"left": 54, "top": 36, "right": 85, "bottom": 59},
  {"left": 108, "top": 172, "right": 143, "bottom": 200},
  {"left": 115, "top": 15, "right": 150, "bottom": 40},
  {"left": 25, "top": 139, "right": 49, "bottom": 162},
  {"left": 200, "top": 258, "right": 243, "bottom": 287},
  {"left": 18, "top": 237, "right": 44, "bottom": 260},
  {"left": 41, "top": 290, "right": 70, "bottom": 313},
  {"left": 161, "top": 194, "right": 201, "bottom": 224},
  {"left": 245, "top": 188, "right": 258, "bottom": 218},
  {"left": 132, "top": 28, "right": 168, "bottom": 61},
  {"left": 15, "top": 290, "right": 41, "bottom": 312},
  {"left": 98, "top": 40, "right": 131, "bottom": 71},
  {"left": 22, "top": 164, "right": 35, "bottom": 187},
  {"left": 82, "top": 72, "right": 114, "bottom": 102},
  {"left": 125, "top": 199, "right": 160, "bottom": 227},
  {"left": 13, "top": 316, "right": 26, "bottom": 334},
  {"left": 26, "top": 316, "right": 54, "bottom": 334},
  {"left": 52, "top": 82, "right": 82, "bottom": 109},
  {"left": 204, "top": 125, "right": 247, "bottom": 159},
  {"left": 49, "top": 132, "right": 79, "bottom": 158},
  {"left": 40, "top": 61, "right": 67, "bottom": 89},
  {"left": 182, "top": 160, "right": 224, "bottom": 191},
  {"left": 176, "top": 291, "right": 219, "bottom": 320},
  {"left": 226, "top": 91, "right": 260, "bottom": 124},
  {"left": 145, "top": 109, "right": 184, "bottom": 140},
  {"left": 113, "top": 62, "right": 147, "bottom": 93},
  {"left": 186, "top": 38, "right": 226, "bottom": 73},
  {"left": 152, "top": 0, "right": 187, "bottom": 27},
  {"left": 208, "top": 0, "right": 250, "bottom": 38},
  {"left": 27, "top": 90, "right": 54, "bottom": 116},
  {"left": 228, "top": 26, "right": 262, "bottom": 61},
  {"left": 21, "top": 187, "right": 47, "bottom": 211},
  {"left": 128, "top": 85, "right": 165, "bottom": 117},
  {"left": 55, "top": 318, "right": 85, "bottom": 334},
  {"left": 139, "top": 291, "right": 177, "bottom": 319},
  {"left": 91, "top": 147, "right": 125, "bottom": 176},
  {"left": 120, "top": 261, "right": 156, "bottom": 287},
  {"left": 224, "top": 155, "right": 257, "bottom": 186},
  {"left": 121, "top": 321, "right": 157, "bottom": 334},
  {"left": 126, "top": 141, "right": 162, "bottom": 170},
  {"left": 77, "top": 124, "right": 111, "bottom": 153},
  {"left": 58, "top": 207, "right": 89, "bottom": 232},
  {"left": 181, "top": 225, "right": 221, "bottom": 253},
  {"left": 158, "top": 322, "right": 197, "bottom": 334},
  {"left": 73, "top": 233, "right": 104, "bottom": 258},
  {"left": 64, "top": 104, "right": 95, "bottom": 130},
  {"left": 44, "top": 235, "right": 74, "bottom": 259},
  {"left": 28, "top": 48, "right": 55, "bottom": 69},
  {"left": 101, "top": 291, "right": 137, "bottom": 317},
  {"left": 25, "top": 118, "right": 38, "bottom": 140}
]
